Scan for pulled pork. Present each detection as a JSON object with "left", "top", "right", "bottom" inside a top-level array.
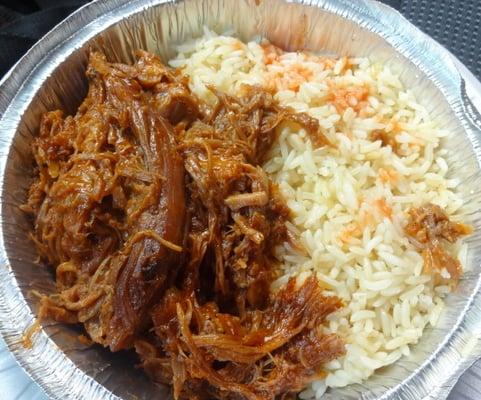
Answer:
[
  {"left": 405, "top": 203, "right": 472, "bottom": 283},
  {"left": 24, "top": 50, "right": 343, "bottom": 399},
  {"left": 370, "top": 129, "right": 400, "bottom": 155}
]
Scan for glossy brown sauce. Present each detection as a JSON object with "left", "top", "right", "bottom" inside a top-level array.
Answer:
[{"left": 24, "top": 50, "right": 343, "bottom": 399}]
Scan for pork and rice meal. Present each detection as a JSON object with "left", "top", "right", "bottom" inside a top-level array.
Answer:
[{"left": 23, "top": 30, "right": 472, "bottom": 399}]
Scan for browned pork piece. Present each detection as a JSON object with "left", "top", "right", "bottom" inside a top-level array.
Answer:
[
  {"left": 370, "top": 129, "right": 400, "bottom": 155},
  {"left": 180, "top": 85, "right": 320, "bottom": 314},
  {"left": 405, "top": 203, "right": 472, "bottom": 283},
  {"left": 24, "top": 50, "right": 344, "bottom": 399},
  {"left": 138, "top": 277, "right": 344, "bottom": 400},
  {"left": 25, "top": 51, "right": 196, "bottom": 350}
]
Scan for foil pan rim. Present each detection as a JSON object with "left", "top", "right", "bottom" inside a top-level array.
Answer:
[
  {"left": 0, "top": 1, "right": 481, "bottom": 399},
  {"left": 362, "top": 3, "right": 481, "bottom": 399}
]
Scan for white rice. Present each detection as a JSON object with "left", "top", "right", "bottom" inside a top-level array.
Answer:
[{"left": 169, "top": 31, "right": 468, "bottom": 397}]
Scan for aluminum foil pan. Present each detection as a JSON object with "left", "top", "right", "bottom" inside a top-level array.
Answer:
[{"left": 1, "top": 0, "right": 481, "bottom": 399}]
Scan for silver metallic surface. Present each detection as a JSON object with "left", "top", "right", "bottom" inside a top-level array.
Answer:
[
  {"left": 0, "top": 0, "right": 481, "bottom": 399},
  {"left": 0, "top": 336, "right": 47, "bottom": 400}
]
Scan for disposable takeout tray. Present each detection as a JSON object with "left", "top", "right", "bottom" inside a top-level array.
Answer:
[{"left": 1, "top": 1, "right": 481, "bottom": 399}]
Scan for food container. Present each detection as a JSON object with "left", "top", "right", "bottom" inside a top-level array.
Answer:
[{"left": 1, "top": 0, "right": 481, "bottom": 399}]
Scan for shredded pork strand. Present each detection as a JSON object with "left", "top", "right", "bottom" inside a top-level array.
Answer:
[
  {"left": 24, "top": 50, "right": 344, "bottom": 399},
  {"left": 405, "top": 203, "right": 472, "bottom": 283}
]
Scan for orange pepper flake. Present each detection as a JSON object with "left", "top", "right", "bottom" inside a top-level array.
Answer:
[
  {"left": 375, "top": 198, "right": 393, "bottom": 219},
  {"left": 388, "top": 118, "right": 402, "bottom": 133},
  {"left": 326, "top": 81, "right": 370, "bottom": 113},
  {"left": 262, "top": 42, "right": 283, "bottom": 64},
  {"left": 262, "top": 42, "right": 337, "bottom": 92},
  {"left": 231, "top": 40, "right": 246, "bottom": 51},
  {"left": 327, "top": 59, "right": 336, "bottom": 69},
  {"left": 357, "top": 101, "right": 371, "bottom": 117},
  {"left": 339, "top": 223, "right": 362, "bottom": 243},
  {"left": 311, "top": 56, "right": 336, "bottom": 69},
  {"left": 378, "top": 167, "right": 398, "bottom": 184}
]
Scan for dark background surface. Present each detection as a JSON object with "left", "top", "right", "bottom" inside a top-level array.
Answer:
[
  {"left": 0, "top": 0, "right": 480, "bottom": 399},
  {"left": 0, "top": 0, "right": 480, "bottom": 80}
]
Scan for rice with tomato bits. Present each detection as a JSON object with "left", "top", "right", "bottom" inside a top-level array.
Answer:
[{"left": 169, "top": 31, "right": 469, "bottom": 398}]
